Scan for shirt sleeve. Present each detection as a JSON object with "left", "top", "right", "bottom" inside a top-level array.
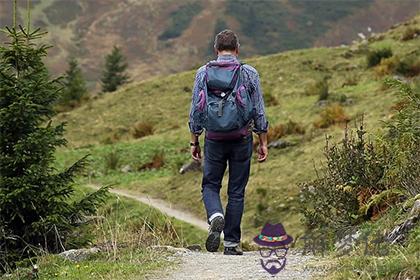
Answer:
[
  {"left": 188, "top": 69, "right": 205, "bottom": 135},
  {"left": 250, "top": 71, "right": 269, "bottom": 134}
]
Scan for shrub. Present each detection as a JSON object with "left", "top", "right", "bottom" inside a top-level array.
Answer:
[
  {"left": 366, "top": 47, "right": 393, "bottom": 68},
  {"left": 131, "top": 121, "right": 154, "bottom": 139},
  {"left": 313, "top": 104, "right": 350, "bottom": 129},
  {"left": 374, "top": 55, "right": 420, "bottom": 77},
  {"left": 383, "top": 79, "right": 420, "bottom": 196},
  {"left": 374, "top": 56, "right": 401, "bottom": 76},
  {"left": 104, "top": 151, "right": 120, "bottom": 173},
  {"left": 138, "top": 151, "right": 165, "bottom": 171},
  {"left": 342, "top": 73, "right": 359, "bottom": 87},
  {"left": 267, "top": 120, "right": 305, "bottom": 142},
  {"left": 401, "top": 26, "right": 420, "bottom": 41},
  {"left": 300, "top": 79, "right": 419, "bottom": 233},
  {"left": 264, "top": 92, "right": 279, "bottom": 106},
  {"left": 395, "top": 55, "right": 420, "bottom": 77},
  {"left": 305, "top": 78, "right": 329, "bottom": 101},
  {"left": 299, "top": 123, "right": 389, "bottom": 231}
]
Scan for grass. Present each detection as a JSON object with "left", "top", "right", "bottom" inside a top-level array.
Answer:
[
  {"left": 54, "top": 15, "right": 420, "bottom": 246},
  {"left": 2, "top": 185, "right": 206, "bottom": 280}
]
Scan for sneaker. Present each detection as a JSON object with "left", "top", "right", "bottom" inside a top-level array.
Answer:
[
  {"left": 205, "top": 216, "right": 225, "bottom": 252},
  {"left": 224, "top": 246, "right": 243, "bottom": 255}
]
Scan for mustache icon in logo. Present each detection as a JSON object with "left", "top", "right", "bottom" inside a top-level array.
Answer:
[{"left": 253, "top": 223, "right": 293, "bottom": 275}]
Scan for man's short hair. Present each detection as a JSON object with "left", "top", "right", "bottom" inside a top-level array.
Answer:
[{"left": 214, "top": 30, "right": 240, "bottom": 52}]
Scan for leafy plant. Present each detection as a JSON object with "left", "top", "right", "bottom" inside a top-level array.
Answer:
[
  {"left": 383, "top": 79, "right": 420, "bottom": 196},
  {"left": 0, "top": 23, "right": 108, "bottom": 271},
  {"left": 366, "top": 47, "right": 393, "bottom": 68},
  {"left": 301, "top": 79, "right": 419, "bottom": 233},
  {"left": 300, "top": 123, "right": 389, "bottom": 230}
]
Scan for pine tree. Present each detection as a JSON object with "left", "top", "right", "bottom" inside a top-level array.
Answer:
[
  {"left": 100, "top": 46, "right": 129, "bottom": 93},
  {"left": 59, "top": 57, "right": 87, "bottom": 109},
  {"left": 0, "top": 24, "right": 108, "bottom": 271}
]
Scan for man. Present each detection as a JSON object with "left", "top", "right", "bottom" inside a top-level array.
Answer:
[{"left": 188, "top": 30, "right": 268, "bottom": 255}]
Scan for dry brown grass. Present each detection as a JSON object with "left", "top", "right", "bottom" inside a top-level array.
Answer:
[
  {"left": 313, "top": 104, "right": 350, "bottom": 129},
  {"left": 138, "top": 151, "right": 165, "bottom": 171},
  {"left": 131, "top": 121, "right": 154, "bottom": 139},
  {"left": 401, "top": 26, "right": 420, "bottom": 41}
]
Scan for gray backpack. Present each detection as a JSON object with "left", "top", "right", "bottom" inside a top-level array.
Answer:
[{"left": 192, "top": 61, "right": 253, "bottom": 133}]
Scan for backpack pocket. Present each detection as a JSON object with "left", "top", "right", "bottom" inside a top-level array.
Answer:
[{"left": 206, "top": 96, "right": 242, "bottom": 132}]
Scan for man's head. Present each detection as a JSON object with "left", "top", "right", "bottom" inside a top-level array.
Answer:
[{"left": 214, "top": 29, "right": 240, "bottom": 56}]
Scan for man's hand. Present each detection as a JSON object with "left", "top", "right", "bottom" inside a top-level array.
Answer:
[
  {"left": 257, "top": 144, "right": 268, "bottom": 162},
  {"left": 191, "top": 145, "right": 202, "bottom": 161},
  {"left": 257, "top": 132, "right": 268, "bottom": 162},
  {"left": 190, "top": 133, "right": 201, "bottom": 161}
]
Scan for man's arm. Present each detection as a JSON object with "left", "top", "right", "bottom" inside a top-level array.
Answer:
[
  {"left": 189, "top": 69, "right": 205, "bottom": 161},
  {"left": 250, "top": 71, "right": 269, "bottom": 162}
]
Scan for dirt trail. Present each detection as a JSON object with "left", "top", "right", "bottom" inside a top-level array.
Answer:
[
  {"left": 149, "top": 249, "right": 322, "bottom": 280},
  {"left": 88, "top": 185, "right": 324, "bottom": 279},
  {"left": 87, "top": 184, "right": 208, "bottom": 231}
]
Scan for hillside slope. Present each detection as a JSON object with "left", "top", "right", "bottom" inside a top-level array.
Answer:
[
  {"left": 1, "top": 0, "right": 418, "bottom": 90},
  {"left": 55, "top": 15, "right": 420, "bottom": 240}
]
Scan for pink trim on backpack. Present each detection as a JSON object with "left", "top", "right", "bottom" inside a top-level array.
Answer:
[
  {"left": 235, "top": 85, "right": 246, "bottom": 107},
  {"left": 198, "top": 89, "right": 206, "bottom": 111}
]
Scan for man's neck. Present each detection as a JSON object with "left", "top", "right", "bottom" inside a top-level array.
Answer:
[{"left": 218, "top": 51, "right": 237, "bottom": 57}]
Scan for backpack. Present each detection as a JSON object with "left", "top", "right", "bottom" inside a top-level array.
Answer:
[{"left": 192, "top": 60, "right": 254, "bottom": 133}]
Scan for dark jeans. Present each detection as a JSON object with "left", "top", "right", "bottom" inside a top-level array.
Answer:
[{"left": 201, "top": 134, "right": 253, "bottom": 245}]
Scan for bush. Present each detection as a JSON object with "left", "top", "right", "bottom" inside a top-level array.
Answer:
[
  {"left": 267, "top": 120, "right": 305, "bottom": 142},
  {"left": 313, "top": 104, "right": 350, "bottom": 129},
  {"left": 305, "top": 77, "right": 329, "bottom": 101},
  {"left": 401, "top": 26, "right": 420, "bottom": 41},
  {"left": 374, "top": 56, "right": 401, "bottom": 76},
  {"left": 383, "top": 79, "right": 420, "bottom": 196},
  {"left": 395, "top": 55, "right": 420, "bottom": 77},
  {"left": 104, "top": 151, "right": 120, "bottom": 173},
  {"left": 366, "top": 47, "right": 393, "bottom": 68},
  {"left": 300, "top": 79, "right": 419, "bottom": 233},
  {"left": 264, "top": 92, "right": 279, "bottom": 106},
  {"left": 374, "top": 55, "right": 420, "bottom": 77},
  {"left": 299, "top": 123, "right": 389, "bottom": 230},
  {"left": 138, "top": 151, "right": 165, "bottom": 171},
  {"left": 131, "top": 121, "right": 154, "bottom": 139}
]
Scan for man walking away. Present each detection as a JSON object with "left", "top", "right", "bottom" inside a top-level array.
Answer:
[{"left": 189, "top": 30, "right": 268, "bottom": 255}]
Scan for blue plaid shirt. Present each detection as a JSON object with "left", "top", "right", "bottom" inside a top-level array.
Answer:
[{"left": 189, "top": 54, "right": 269, "bottom": 135}]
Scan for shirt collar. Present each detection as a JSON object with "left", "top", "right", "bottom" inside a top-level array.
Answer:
[{"left": 217, "top": 54, "right": 238, "bottom": 62}]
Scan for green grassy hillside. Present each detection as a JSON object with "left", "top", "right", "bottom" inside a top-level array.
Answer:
[{"left": 55, "top": 15, "right": 420, "bottom": 241}]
